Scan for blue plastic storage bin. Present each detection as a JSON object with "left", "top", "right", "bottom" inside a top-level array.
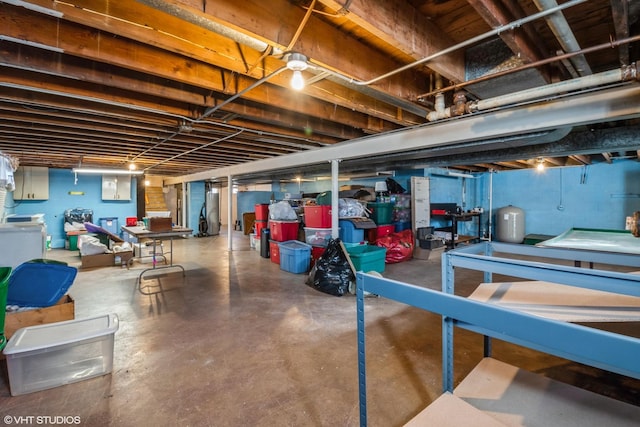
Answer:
[
  {"left": 339, "top": 220, "right": 365, "bottom": 243},
  {"left": 7, "top": 262, "right": 77, "bottom": 307},
  {"left": 393, "top": 221, "right": 411, "bottom": 232},
  {"left": 278, "top": 240, "right": 311, "bottom": 274},
  {"left": 99, "top": 217, "right": 119, "bottom": 236}
]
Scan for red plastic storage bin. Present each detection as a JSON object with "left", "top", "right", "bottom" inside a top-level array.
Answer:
[
  {"left": 310, "top": 245, "right": 325, "bottom": 268},
  {"left": 269, "top": 220, "right": 299, "bottom": 242},
  {"left": 368, "top": 224, "right": 395, "bottom": 243},
  {"left": 255, "top": 204, "right": 270, "bottom": 221},
  {"left": 269, "top": 240, "right": 280, "bottom": 264},
  {"left": 254, "top": 219, "right": 268, "bottom": 238},
  {"left": 304, "top": 205, "right": 332, "bottom": 228}
]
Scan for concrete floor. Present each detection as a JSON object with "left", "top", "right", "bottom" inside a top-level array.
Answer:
[{"left": 1, "top": 230, "right": 639, "bottom": 426}]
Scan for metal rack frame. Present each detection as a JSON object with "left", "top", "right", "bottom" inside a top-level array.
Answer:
[{"left": 356, "top": 241, "right": 640, "bottom": 426}]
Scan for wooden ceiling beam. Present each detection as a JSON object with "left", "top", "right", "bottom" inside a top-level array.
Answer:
[
  {"left": 570, "top": 154, "right": 593, "bottom": 165},
  {"left": 0, "top": 135, "right": 288, "bottom": 167},
  {"left": 494, "top": 161, "right": 528, "bottom": 169},
  {"left": 610, "top": 0, "right": 630, "bottom": 66},
  {"left": 187, "top": 0, "right": 437, "bottom": 96},
  {"left": 0, "top": 66, "right": 357, "bottom": 144},
  {"left": 316, "top": 0, "right": 465, "bottom": 82},
  {"left": 0, "top": 41, "right": 394, "bottom": 137},
  {"left": 544, "top": 157, "right": 566, "bottom": 166},
  {"left": 6, "top": 2, "right": 425, "bottom": 127}
]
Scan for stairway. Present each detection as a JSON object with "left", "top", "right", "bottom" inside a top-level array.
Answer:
[
  {"left": 145, "top": 186, "right": 168, "bottom": 213},
  {"left": 405, "top": 358, "right": 640, "bottom": 427}
]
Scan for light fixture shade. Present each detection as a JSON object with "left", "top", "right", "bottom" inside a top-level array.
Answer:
[{"left": 286, "top": 53, "right": 308, "bottom": 71}]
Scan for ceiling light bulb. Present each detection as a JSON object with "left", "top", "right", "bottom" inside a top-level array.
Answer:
[
  {"left": 291, "top": 70, "right": 305, "bottom": 90},
  {"left": 128, "top": 162, "right": 137, "bottom": 171},
  {"left": 536, "top": 161, "right": 545, "bottom": 171}
]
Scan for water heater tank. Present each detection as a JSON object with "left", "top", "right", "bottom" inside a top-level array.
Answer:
[{"left": 496, "top": 205, "right": 525, "bottom": 243}]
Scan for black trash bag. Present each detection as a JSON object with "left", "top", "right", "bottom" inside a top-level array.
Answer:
[
  {"left": 306, "top": 238, "right": 354, "bottom": 296},
  {"left": 385, "top": 177, "right": 406, "bottom": 194}
]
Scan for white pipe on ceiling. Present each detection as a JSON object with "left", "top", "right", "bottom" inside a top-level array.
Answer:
[{"left": 470, "top": 66, "right": 636, "bottom": 112}]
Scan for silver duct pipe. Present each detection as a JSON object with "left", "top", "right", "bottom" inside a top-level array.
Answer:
[
  {"left": 533, "top": 0, "right": 592, "bottom": 76},
  {"left": 135, "top": 0, "right": 282, "bottom": 56},
  {"left": 166, "top": 84, "right": 640, "bottom": 185}
]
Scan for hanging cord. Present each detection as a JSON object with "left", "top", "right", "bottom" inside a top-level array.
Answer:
[{"left": 286, "top": 0, "right": 318, "bottom": 51}]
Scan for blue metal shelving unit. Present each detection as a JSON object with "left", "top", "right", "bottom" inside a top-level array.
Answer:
[{"left": 356, "top": 241, "right": 640, "bottom": 426}]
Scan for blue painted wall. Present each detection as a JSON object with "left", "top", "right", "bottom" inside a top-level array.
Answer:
[
  {"left": 490, "top": 160, "right": 640, "bottom": 237},
  {"left": 5, "top": 169, "right": 138, "bottom": 248},
  {"left": 14, "top": 161, "right": 627, "bottom": 247},
  {"left": 233, "top": 161, "right": 640, "bottom": 241}
]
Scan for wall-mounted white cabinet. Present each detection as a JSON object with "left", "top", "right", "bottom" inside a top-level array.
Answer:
[
  {"left": 13, "top": 166, "right": 49, "bottom": 200},
  {"left": 102, "top": 175, "right": 131, "bottom": 200}
]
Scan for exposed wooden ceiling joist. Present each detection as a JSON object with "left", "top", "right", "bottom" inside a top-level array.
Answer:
[{"left": 0, "top": 0, "right": 636, "bottom": 179}]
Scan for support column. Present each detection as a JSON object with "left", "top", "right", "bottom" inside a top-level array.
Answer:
[
  {"left": 227, "top": 175, "right": 233, "bottom": 250},
  {"left": 181, "top": 182, "right": 187, "bottom": 228},
  {"left": 331, "top": 159, "right": 340, "bottom": 239}
]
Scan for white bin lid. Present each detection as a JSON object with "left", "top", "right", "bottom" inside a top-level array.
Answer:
[{"left": 3, "top": 313, "right": 119, "bottom": 355}]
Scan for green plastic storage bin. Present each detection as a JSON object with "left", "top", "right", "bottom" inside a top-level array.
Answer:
[
  {"left": 66, "top": 234, "right": 80, "bottom": 251},
  {"left": 367, "top": 202, "right": 393, "bottom": 225},
  {"left": 346, "top": 244, "right": 387, "bottom": 273},
  {"left": 0, "top": 266, "right": 12, "bottom": 351}
]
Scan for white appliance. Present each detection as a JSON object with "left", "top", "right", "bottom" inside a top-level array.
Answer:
[{"left": 0, "top": 223, "right": 47, "bottom": 268}]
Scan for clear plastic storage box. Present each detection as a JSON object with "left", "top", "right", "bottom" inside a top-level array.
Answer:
[
  {"left": 304, "top": 227, "right": 338, "bottom": 247},
  {"left": 3, "top": 313, "right": 119, "bottom": 396}
]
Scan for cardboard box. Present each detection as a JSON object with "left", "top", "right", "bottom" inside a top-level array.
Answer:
[
  {"left": 4, "top": 295, "right": 75, "bottom": 341},
  {"left": 134, "top": 242, "right": 163, "bottom": 258},
  {"left": 81, "top": 251, "right": 133, "bottom": 269},
  {"left": 148, "top": 217, "right": 172, "bottom": 232}
]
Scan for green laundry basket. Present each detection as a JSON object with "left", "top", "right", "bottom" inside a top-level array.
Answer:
[{"left": 0, "top": 266, "right": 11, "bottom": 351}]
